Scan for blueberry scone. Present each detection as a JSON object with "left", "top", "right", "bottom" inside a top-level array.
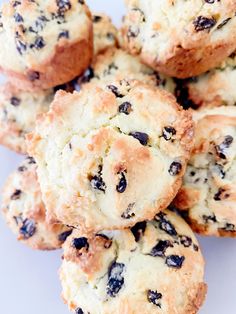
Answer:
[
  {"left": 0, "top": 82, "right": 54, "bottom": 154},
  {"left": 0, "top": 0, "right": 93, "bottom": 90},
  {"left": 77, "top": 48, "right": 176, "bottom": 94},
  {"left": 60, "top": 209, "right": 207, "bottom": 314},
  {"left": 92, "top": 13, "right": 118, "bottom": 57},
  {"left": 121, "top": 0, "right": 236, "bottom": 78},
  {"left": 27, "top": 80, "right": 194, "bottom": 232},
  {"left": 174, "top": 106, "right": 236, "bottom": 237},
  {"left": 1, "top": 157, "right": 72, "bottom": 250},
  {"left": 177, "top": 52, "right": 236, "bottom": 108}
]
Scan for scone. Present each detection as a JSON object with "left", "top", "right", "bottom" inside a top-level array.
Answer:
[
  {"left": 1, "top": 156, "right": 72, "bottom": 250},
  {"left": 92, "top": 13, "right": 118, "bottom": 56},
  {"left": 89, "top": 48, "right": 176, "bottom": 93},
  {"left": 177, "top": 52, "right": 236, "bottom": 108},
  {"left": 27, "top": 80, "right": 194, "bottom": 232},
  {"left": 174, "top": 106, "right": 236, "bottom": 237},
  {"left": 0, "top": 82, "right": 54, "bottom": 154},
  {"left": 0, "top": 0, "right": 93, "bottom": 90},
  {"left": 121, "top": 0, "right": 236, "bottom": 78},
  {"left": 60, "top": 209, "right": 206, "bottom": 314}
]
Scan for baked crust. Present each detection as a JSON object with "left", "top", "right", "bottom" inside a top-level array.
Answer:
[
  {"left": 174, "top": 106, "right": 236, "bottom": 237},
  {"left": 27, "top": 80, "right": 194, "bottom": 232},
  {"left": 0, "top": 0, "right": 93, "bottom": 90},
  {"left": 60, "top": 210, "right": 206, "bottom": 314},
  {"left": 121, "top": 0, "right": 236, "bottom": 78},
  {"left": 1, "top": 157, "right": 72, "bottom": 250}
]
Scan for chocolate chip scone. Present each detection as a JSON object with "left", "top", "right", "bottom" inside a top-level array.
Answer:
[
  {"left": 174, "top": 106, "right": 236, "bottom": 237},
  {"left": 92, "top": 13, "right": 118, "bottom": 57},
  {"left": 77, "top": 48, "right": 176, "bottom": 93},
  {"left": 27, "top": 80, "right": 194, "bottom": 232},
  {"left": 177, "top": 52, "right": 236, "bottom": 108},
  {"left": 1, "top": 157, "right": 72, "bottom": 250},
  {"left": 0, "top": 0, "right": 93, "bottom": 90},
  {"left": 60, "top": 209, "right": 207, "bottom": 314},
  {"left": 121, "top": 0, "right": 236, "bottom": 78},
  {"left": 0, "top": 82, "right": 54, "bottom": 154}
]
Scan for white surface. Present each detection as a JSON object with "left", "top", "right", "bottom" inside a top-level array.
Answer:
[{"left": 0, "top": 1, "right": 236, "bottom": 313}]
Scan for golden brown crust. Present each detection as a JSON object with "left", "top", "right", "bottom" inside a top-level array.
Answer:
[{"left": 0, "top": 35, "right": 93, "bottom": 91}]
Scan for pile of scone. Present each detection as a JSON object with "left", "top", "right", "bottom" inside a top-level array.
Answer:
[{"left": 1, "top": 0, "right": 236, "bottom": 313}]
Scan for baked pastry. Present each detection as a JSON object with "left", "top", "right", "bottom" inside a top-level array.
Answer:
[
  {"left": 92, "top": 13, "right": 118, "bottom": 56},
  {"left": 0, "top": 0, "right": 93, "bottom": 90},
  {"left": 87, "top": 48, "right": 176, "bottom": 93},
  {"left": 174, "top": 106, "right": 236, "bottom": 237},
  {"left": 60, "top": 209, "right": 206, "bottom": 314},
  {"left": 121, "top": 0, "right": 236, "bottom": 78},
  {"left": 27, "top": 80, "right": 194, "bottom": 232},
  {"left": 177, "top": 52, "right": 236, "bottom": 108},
  {"left": 0, "top": 82, "right": 54, "bottom": 154},
  {"left": 1, "top": 156, "right": 72, "bottom": 250}
]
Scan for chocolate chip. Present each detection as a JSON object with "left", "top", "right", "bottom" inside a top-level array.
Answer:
[
  {"left": 222, "top": 223, "right": 235, "bottom": 232},
  {"left": 27, "top": 71, "right": 40, "bottom": 81},
  {"left": 193, "top": 16, "right": 216, "bottom": 32},
  {"left": 214, "top": 188, "right": 228, "bottom": 201},
  {"left": 179, "top": 235, "right": 192, "bottom": 247},
  {"left": 215, "top": 135, "right": 233, "bottom": 159},
  {"left": 58, "top": 229, "right": 73, "bottom": 242},
  {"left": 16, "top": 38, "right": 27, "bottom": 55},
  {"left": 150, "top": 240, "right": 173, "bottom": 257},
  {"left": 131, "top": 221, "right": 146, "bottom": 242},
  {"left": 13, "top": 215, "right": 23, "bottom": 225},
  {"left": 75, "top": 308, "right": 84, "bottom": 314},
  {"left": 90, "top": 171, "right": 106, "bottom": 193},
  {"left": 12, "top": 1, "right": 21, "bottom": 7},
  {"left": 31, "top": 36, "right": 45, "bottom": 49},
  {"left": 193, "top": 244, "right": 199, "bottom": 251},
  {"left": 20, "top": 219, "right": 36, "bottom": 239},
  {"left": 162, "top": 126, "right": 176, "bottom": 141},
  {"left": 155, "top": 212, "right": 177, "bottom": 236},
  {"left": 204, "top": 0, "right": 215, "bottom": 2},
  {"left": 203, "top": 214, "right": 217, "bottom": 224},
  {"left": 93, "top": 15, "right": 102, "bottom": 23},
  {"left": 56, "top": 0, "right": 71, "bottom": 13},
  {"left": 14, "top": 13, "right": 23, "bottom": 23},
  {"left": 118, "top": 102, "right": 132, "bottom": 115},
  {"left": 11, "top": 189, "right": 22, "bottom": 200},
  {"left": 116, "top": 171, "right": 127, "bottom": 193},
  {"left": 10, "top": 96, "right": 21, "bottom": 106},
  {"left": 72, "top": 237, "right": 89, "bottom": 250},
  {"left": 78, "top": 0, "right": 84, "bottom": 4},
  {"left": 96, "top": 234, "right": 112, "bottom": 249},
  {"left": 26, "top": 156, "right": 36, "bottom": 164},
  {"left": 121, "top": 203, "right": 135, "bottom": 219},
  {"left": 107, "top": 85, "right": 123, "bottom": 98},
  {"left": 18, "top": 165, "right": 27, "bottom": 172},
  {"left": 217, "top": 18, "right": 231, "bottom": 29},
  {"left": 107, "top": 262, "right": 125, "bottom": 297},
  {"left": 58, "top": 30, "right": 69, "bottom": 39},
  {"left": 127, "top": 26, "right": 139, "bottom": 38},
  {"left": 129, "top": 132, "right": 149, "bottom": 146},
  {"left": 147, "top": 290, "right": 162, "bottom": 308},
  {"left": 165, "top": 255, "right": 185, "bottom": 268},
  {"left": 168, "top": 162, "right": 182, "bottom": 176}
]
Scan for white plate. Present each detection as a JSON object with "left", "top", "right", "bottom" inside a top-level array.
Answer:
[{"left": 0, "top": 1, "right": 236, "bottom": 313}]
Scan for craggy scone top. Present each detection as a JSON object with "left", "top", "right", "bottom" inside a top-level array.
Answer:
[
  {"left": 60, "top": 210, "right": 206, "bottom": 314},
  {"left": 121, "top": 0, "right": 236, "bottom": 77},
  {"left": 174, "top": 106, "right": 236, "bottom": 237},
  {"left": 27, "top": 80, "right": 194, "bottom": 232}
]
